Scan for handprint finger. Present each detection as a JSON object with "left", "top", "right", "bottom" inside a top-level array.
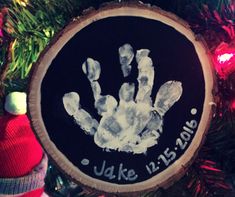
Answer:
[
  {"left": 63, "top": 92, "right": 80, "bottom": 116},
  {"left": 136, "top": 49, "right": 150, "bottom": 64},
  {"left": 135, "top": 49, "right": 154, "bottom": 104},
  {"left": 82, "top": 58, "right": 118, "bottom": 116},
  {"left": 154, "top": 81, "right": 183, "bottom": 116},
  {"left": 95, "top": 95, "right": 117, "bottom": 115},
  {"left": 118, "top": 83, "right": 135, "bottom": 104},
  {"left": 119, "top": 43, "right": 134, "bottom": 77},
  {"left": 73, "top": 109, "right": 98, "bottom": 135},
  {"left": 90, "top": 82, "right": 101, "bottom": 100},
  {"left": 63, "top": 92, "right": 98, "bottom": 135},
  {"left": 82, "top": 58, "right": 101, "bottom": 82},
  {"left": 146, "top": 111, "right": 163, "bottom": 133},
  {"left": 82, "top": 58, "right": 102, "bottom": 100}
]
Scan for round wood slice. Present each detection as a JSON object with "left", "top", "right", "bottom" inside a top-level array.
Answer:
[{"left": 28, "top": 2, "right": 215, "bottom": 195}]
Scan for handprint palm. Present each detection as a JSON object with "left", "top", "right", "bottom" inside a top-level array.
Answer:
[{"left": 63, "top": 44, "right": 183, "bottom": 154}]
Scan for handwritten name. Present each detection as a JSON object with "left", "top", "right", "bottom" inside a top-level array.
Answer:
[{"left": 94, "top": 160, "right": 138, "bottom": 181}]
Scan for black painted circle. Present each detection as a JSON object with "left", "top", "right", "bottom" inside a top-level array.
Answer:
[{"left": 41, "top": 16, "right": 205, "bottom": 184}]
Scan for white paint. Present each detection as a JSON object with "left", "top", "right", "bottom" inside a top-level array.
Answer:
[
  {"left": 82, "top": 58, "right": 101, "bottom": 82},
  {"left": 81, "top": 158, "right": 90, "bottom": 166},
  {"left": 191, "top": 108, "right": 197, "bottom": 115},
  {"left": 119, "top": 44, "right": 134, "bottom": 77},
  {"left": 146, "top": 161, "right": 159, "bottom": 175},
  {"left": 94, "top": 160, "right": 138, "bottom": 181},
  {"left": 176, "top": 117, "right": 198, "bottom": 151},
  {"left": 154, "top": 81, "right": 183, "bottom": 116},
  {"left": 63, "top": 44, "right": 183, "bottom": 154}
]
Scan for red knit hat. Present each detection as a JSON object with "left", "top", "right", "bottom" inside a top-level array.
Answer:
[{"left": 0, "top": 92, "right": 47, "bottom": 197}]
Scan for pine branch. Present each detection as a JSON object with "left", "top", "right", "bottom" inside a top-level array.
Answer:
[
  {"left": 186, "top": 158, "right": 231, "bottom": 197},
  {"left": 183, "top": 111, "right": 235, "bottom": 197},
  {"left": 0, "top": 0, "right": 114, "bottom": 88},
  {"left": 204, "top": 111, "right": 235, "bottom": 172}
]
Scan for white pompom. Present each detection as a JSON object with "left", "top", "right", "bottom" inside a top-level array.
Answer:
[{"left": 4, "top": 92, "right": 27, "bottom": 115}]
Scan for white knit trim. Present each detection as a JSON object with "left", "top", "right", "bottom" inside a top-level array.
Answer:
[
  {"left": 0, "top": 194, "right": 23, "bottom": 196},
  {"left": 0, "top": 154, "right": 48, "bottom": 195},
  {"left": 4, "top": 92, "right": 27, "bottom": 115}
]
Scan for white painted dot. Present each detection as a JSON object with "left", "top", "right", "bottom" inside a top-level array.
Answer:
[
  {"left": 158, "top": 162, "right": 160, "bottom": 165},
  {"left": 81, "top": 158, "right": 90, "bottom": 166},
  {"left": 175, "top": 147, "right": 178, "bottom": 151},
  {"left": 191, "top": 108, "right": 197, "bottom": 115}
]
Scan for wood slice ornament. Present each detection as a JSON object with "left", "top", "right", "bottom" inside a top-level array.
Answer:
[{"left": 28, "top": 2, "right": 215, "bottom": 195}]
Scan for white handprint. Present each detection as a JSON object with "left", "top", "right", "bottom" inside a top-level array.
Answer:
[{"left": 63, "top": 44, "right": 183, "bottom": 154}]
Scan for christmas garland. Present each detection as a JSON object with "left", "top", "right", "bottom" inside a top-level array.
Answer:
[{"left": 0, "top": 0, "right": 235, "bottom": 196}]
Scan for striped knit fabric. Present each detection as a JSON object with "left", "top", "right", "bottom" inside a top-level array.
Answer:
[
  {"left": 0, "top": 113, "right": 48, "bottom": 196},
  {"left": 0, "top": 154, "right": 48, "bottom": 195}
]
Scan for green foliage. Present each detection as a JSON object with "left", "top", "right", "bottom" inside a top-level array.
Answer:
[
  {"left": 5, "top": 1, "right": 70, "bottom": 79},
  {"left": 0, "top": 0, "right": 113, "bottom": 91}
]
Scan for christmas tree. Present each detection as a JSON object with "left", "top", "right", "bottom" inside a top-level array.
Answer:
[{"left": 1, "top": 0, "right": 235, "bottom": 196}]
